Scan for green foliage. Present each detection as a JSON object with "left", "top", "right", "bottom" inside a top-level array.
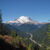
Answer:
[
  {"left": 41, "top": 40, "right": 47, "bottom": 50},
  {"left": 32, "top": 23, "right": 50, "bottom": 46},
  {"left": 28, "top": 43, "right": 34, "bottom": 50},
  {"left": 11, "top": 36, "right": 26, "bottom": 48},
  {"left": 10, "top": 30, "right": 17, "bottom": 37}
]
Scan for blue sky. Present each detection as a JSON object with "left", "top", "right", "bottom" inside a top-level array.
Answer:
[{"left": 0, "top": 0, "right": 50, "bottom": 23}]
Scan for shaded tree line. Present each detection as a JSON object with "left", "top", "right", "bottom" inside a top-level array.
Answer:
[{"left": 0, "top": 10, "right": 6, "bottom": 35}]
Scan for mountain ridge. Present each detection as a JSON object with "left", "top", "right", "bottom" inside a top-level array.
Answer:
[
  {"left": 7, "top": 16, "right": 50, "bottom": 25},
  {"left": 6, "top": 16, "right": 50, "bottom": 33},
  {"left": 8, "top": 16, "right": 39, "bottom": 25}
]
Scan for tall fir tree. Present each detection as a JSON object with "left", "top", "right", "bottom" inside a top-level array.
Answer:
[
  {"left": 0, "top": 10, "right": 2, "bottom": 34},
  {"left": 0, "top": 10, "right": 6, "bottom": 35}
]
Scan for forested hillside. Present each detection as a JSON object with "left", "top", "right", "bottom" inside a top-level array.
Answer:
[
  {"left": 0, "top": 11, "right": 50, "bottom": 50},
  {"left": 0, "top": 11, "right": 41, "bottom": 50},
  {"left": 32, "top": 23, "right": 50, "bottom": 46}
]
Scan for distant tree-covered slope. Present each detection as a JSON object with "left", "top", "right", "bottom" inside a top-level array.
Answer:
[
  {"left": 32, "top": 23, "right": 50, "bottom": 46},
  {"left": 3, "top": 24, "right": 20, "bottom": 35}
]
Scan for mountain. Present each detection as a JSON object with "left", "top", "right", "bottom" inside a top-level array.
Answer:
[
  {"left": 3, "top": 16, "right": 50, "bottom": 48},
  {"left": 7, "top": 16, "right": 40, "bottom": 33},
  {"left": 8, "top": 16, "right": 38, "bottom": 25},
  {"left": 3, "top": 23, "right": 30, "bottom": 38},
  {"left": 6, "top": 16, "right": 50, "bottom": 41},
  {"left": 3, "top": 23, "right": 20, "bottom": 35},
  {"left": 32, "top": 23, "right": 50, "bottom": 46},
  {"left": 7, "top": 16, "right": 50, "bottom": 33}
]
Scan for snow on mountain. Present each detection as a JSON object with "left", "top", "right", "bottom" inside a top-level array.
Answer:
[
  {"left": 7, "top": 16, "right": 50, "bottom": 32},
  {"left": 8, "top": 16, "right": 38, "bottom": 25}
]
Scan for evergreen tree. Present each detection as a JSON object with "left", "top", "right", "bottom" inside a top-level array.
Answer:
[
  {"left": 46, "top": 24, "right": 50, "bottom": 50},
  {"left": 41, "top": 40, "right": 47, "bottom": 50},
  {"left": 0, "top": 10, "right": 3, "bottom": 34},
  {"left": 34, "top": 44, "right": 39, "bottom": 50},
  {"left": 10, "top": 30, "right": 17, "bottom": 37},
  {"left": 0, "top": 10, "right": 6, "bottom": 35}
]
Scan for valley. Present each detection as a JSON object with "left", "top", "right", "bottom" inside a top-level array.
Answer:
[
  {"left": 29, "top": 33, "right": 42, "bottom": 47},
  {"left": 6, "top": 16, "right": 50, "bottom": 49},
  {"left": 0, "top": 15, "right": 50, "bottom": 50}
]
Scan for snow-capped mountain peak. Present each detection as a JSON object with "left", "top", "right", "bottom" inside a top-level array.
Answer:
[
  {"left": 17, "top": 16, "right": 33, "bottom": 23},
  {"left": 8, "top": 16, "right": 38, "bottom": 24},
  {"left": 18, "top": 16, "right": 31, "bottom": 21}
]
